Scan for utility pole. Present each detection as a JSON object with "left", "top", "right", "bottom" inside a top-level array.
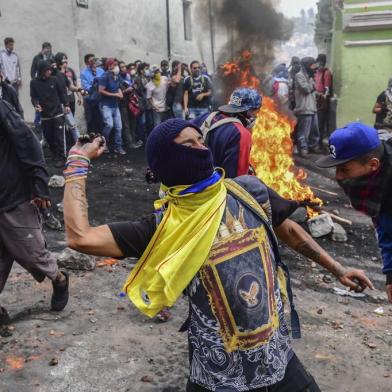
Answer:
[
  {"left": 208, "top": 0, "right": 216, "bottom": 71},
  {"left": 166, "top": 0, "right": 171, "bottom": 60}
]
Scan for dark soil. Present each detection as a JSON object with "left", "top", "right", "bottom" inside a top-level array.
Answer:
[{"left": 0, "top": 149, "right": 391, "bottom": 392}]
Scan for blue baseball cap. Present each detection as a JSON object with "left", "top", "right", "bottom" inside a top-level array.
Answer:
[
  {"left": 316, "top": 122, "right": 381, "bottom": 168},
  {"left": 219, "top": 88, "right": 262, "bottom": 114}
]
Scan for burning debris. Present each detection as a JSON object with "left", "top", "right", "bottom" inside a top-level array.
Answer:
[{"left": 221, "top": 52, "right": 322, "bottom": 212}]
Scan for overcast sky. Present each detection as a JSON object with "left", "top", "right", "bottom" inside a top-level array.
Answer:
[{"left": 278, "top": 0, "right": 317, "bottom": 18}]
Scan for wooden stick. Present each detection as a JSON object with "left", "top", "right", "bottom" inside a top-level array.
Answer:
[
  {"left": 311, "top": 186, "right": 339, "bottom": 197},
  {"left": 321, "top": 211, "right": 353, "bottom": 226}
]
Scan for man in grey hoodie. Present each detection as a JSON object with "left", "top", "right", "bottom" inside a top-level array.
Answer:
[{"left": 294, "top": 57, "right": 321, "bottom": 157}]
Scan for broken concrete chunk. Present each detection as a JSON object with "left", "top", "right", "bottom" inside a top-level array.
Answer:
[
  {"left": 290, "top": 207, "right": 308, "bottom": 224},
  {"left": 48, "top": 175, "right": 65, "bottom": 188},
  {"left": 56, "top": 248, "right": 96, "bottom": 271},
  {"left": 331, "top": 223, "right": 348, "bottom": 242},
  {"left": 308, "top": 213, "right": 334, "bottom": 238}
]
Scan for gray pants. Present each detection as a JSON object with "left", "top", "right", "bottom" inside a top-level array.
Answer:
[
  {"left": 295, "top": 114, "right": 320, "bottom": 152},
  {"left": 0, "top": 202, "right": 59, "bottom": 294}
]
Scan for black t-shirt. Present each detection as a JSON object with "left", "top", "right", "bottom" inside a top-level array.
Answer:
[
  {"left": 375, "top": 91, "right": 387, "bottom": 127},
  {"left": 184, "top": 75, "right": 212, "bottom": 108},
  {"left": 108, "top": 186, "right": 297, "bottom": 258}
]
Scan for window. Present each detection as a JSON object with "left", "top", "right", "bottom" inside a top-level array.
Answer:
[
  {"left": 183, "top": 0, "right": 192, "bottom": 41},
  {"left": 76, "top": 0, "right": 88, "bottom": 9}
]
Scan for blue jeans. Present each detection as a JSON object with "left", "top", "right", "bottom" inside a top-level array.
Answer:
[
  {"left": 34, "top": 111, "right": 41, "bottom": 127},
  {"left": 172, "top": 103, "right": 184, "bottom": 119},
  {"left": 136, "top": 112, "right": 146, "bottom": 142},
  {"left": 188, "top": 107, "right": 210, "bottom": 120},
  {"left": 100, "top": 104, "right": 123, "bottom": 150},
  {"left": 375, "top": 212, "right": 392, "bottom": 276},
  {"left": 64, "top": 111, "right": 81, "bottom": 142},
  {"left": 295, "top": 114, "right": 320, "bottom": 152}
]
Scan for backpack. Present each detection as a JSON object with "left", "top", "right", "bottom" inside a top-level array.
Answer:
[
  {"left": 128, "top": 91, "right": 141, "bottom": 118},
  {"left": 154, "top": 178, "right": 301, "bottom": 342},
  {"left": 222, "top": 179, "right": 301, "bottom": 341},
  {"left": 199, "top": 111, "right": 243, "bottom": 143}
]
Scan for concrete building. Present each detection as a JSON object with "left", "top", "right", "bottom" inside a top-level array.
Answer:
[
  {"left": 0, "top": 0, "right": 224, "bottom": 121},
  {"left": 316, "top": 0, "right": 392, "bottom": 126}
]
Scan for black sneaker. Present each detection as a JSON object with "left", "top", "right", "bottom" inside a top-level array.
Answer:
[{"left": 50, "top": 271, "right": 69, "bottom": 312}]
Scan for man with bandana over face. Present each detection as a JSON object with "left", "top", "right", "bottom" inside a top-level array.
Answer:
[
  {"left": 63, "top": 119, "right": 372, "bottom": 391},
  {"left": 294, "top": 57, "right": 321, "bottom": 158},
  {"left": 317, "top": 122, "right": 392, "bottom": 303},
  {"left": 373, "top": 77, "right": 392, "bottom": 129}
]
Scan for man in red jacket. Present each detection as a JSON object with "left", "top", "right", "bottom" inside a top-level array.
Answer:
[{"left": 193, "top": 88, "right": 262, "bottom": 178}]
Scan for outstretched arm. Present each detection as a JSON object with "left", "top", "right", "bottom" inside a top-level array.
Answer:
[
  {"left": 63, "top": 138, "right": 124, "bottom": 257},
  {"left": 275, "top": 219, "right": 374, "bottom": 292}
]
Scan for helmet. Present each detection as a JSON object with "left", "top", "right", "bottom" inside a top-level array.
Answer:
[{"left": 219, "top": 88, "right": 262, "bottom": 114}]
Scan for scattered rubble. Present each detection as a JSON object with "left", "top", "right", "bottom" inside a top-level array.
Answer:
[
  {"left": 48, "top": 175, "right": 65, "bottom": 188},
  {"left": 373, "top": 307, "right": 385, "bottom": 316},
  {"left": 333, "top": 287, "right": 366, "bottom": 298},
  {"left": 48, "top": 358, "right": 58, "bottom": 366},
  {"left": 308, "top": 213, "right": 334, "bottom": 238},
  {"left": 331, "top": 223, "right": 348, "bottom": 242},
  {"left": 56, "top": 248, "right": 96, "bottom": 271}
]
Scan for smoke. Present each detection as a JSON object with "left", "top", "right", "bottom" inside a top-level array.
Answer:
[{"left": 196, "top": 0, "right": 293, "bottom": 105}]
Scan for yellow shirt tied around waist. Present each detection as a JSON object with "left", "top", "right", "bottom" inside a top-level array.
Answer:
[{"left": 123, "top": 170, "right": 227, "bottom": 317}]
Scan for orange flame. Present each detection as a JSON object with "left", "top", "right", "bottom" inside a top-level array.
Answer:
[
  {"left": 221, "top": 52, "right": 322, "bottom": 208},
  {"left": 5, "top": 356, "right": 25, "bottom": 370}
]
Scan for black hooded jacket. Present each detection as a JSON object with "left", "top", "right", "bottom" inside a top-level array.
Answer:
[
  {"left": 0, "top": 99, "right": 50, "bottom": 213},
  {"left": 0, "top": 80, "right": 24, "bottom": 117},
  {"left": 30, "top": 60, "right": 68, "bottom": 118}
]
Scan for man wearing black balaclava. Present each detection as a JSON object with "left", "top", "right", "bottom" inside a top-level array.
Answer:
[
  {"left": 293, "top": 57, "right": 321, "bottom": 158},
  {"left": 62, "top": 119, "right": 372, "bottom": 392}
]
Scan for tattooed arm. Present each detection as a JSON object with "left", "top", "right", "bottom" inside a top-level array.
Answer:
[
  {"left": 275, "top": 219, "right": 374, "bottom": 292},
  {"left": 63, "top": 139, "right": 123, "bottom": 257}
]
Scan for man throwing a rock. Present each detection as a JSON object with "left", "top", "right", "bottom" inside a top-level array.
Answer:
[{"left": 63, "top": 119, "right": 372, "bottom": 391}]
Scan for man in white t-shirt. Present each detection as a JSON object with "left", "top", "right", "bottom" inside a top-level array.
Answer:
[{"left": 146, "top": 65, "right": 171, "bottom": 127}]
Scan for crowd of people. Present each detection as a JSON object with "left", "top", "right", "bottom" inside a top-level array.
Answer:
[
  {"left": 0, "top": 37, "right": 214, "bottom": 165},
  {"left": 1, "top": 35, "right": 392, "bottom": 392}
]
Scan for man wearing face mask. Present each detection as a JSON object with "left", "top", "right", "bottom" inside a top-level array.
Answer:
[
  {"left": 0, "top": 38, "right": 21, "bottom": 94},
  {"left": 62, "top": 119, "right": 372, "bottom": 392},
  {"left": 146, "top": 65, "right": 170, "bottom": 127},
  {"left": 183, "top": 60, "right": 212, "bottom": 119},
  {"left": 294, "top": 57, "right": 321, "bottom": 158},
  {"left": 98, "top": 58, "right": 125, "bottom": 155},
  {"left": 192, "top": 88, "right": 261, "bottom": 179}
]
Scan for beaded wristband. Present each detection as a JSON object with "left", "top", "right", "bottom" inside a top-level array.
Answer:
[{"left": 63, "top": 152, "right": 90, "bottom": 184}]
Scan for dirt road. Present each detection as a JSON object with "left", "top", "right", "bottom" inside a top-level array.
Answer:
[{"left": 1, "top": 150, "right": 391, "bottom": 392}]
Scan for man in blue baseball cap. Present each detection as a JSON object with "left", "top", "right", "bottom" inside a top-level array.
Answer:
[
  {"left": 193, "top": 87, "right": 262, "bottom": 178},
  {"left": 316, "top": 122, "right": 392, "bottom": 302}
]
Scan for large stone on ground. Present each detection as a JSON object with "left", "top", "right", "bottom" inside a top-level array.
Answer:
[
  {"left": 307, "top": 213, "right": 334, "bottom": 238},
  {"left": 56, "top": 248, "right": 96, "bottom": 271},
  {"left": 331, "top": 223, "right": 348, "bottom": 242}
]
